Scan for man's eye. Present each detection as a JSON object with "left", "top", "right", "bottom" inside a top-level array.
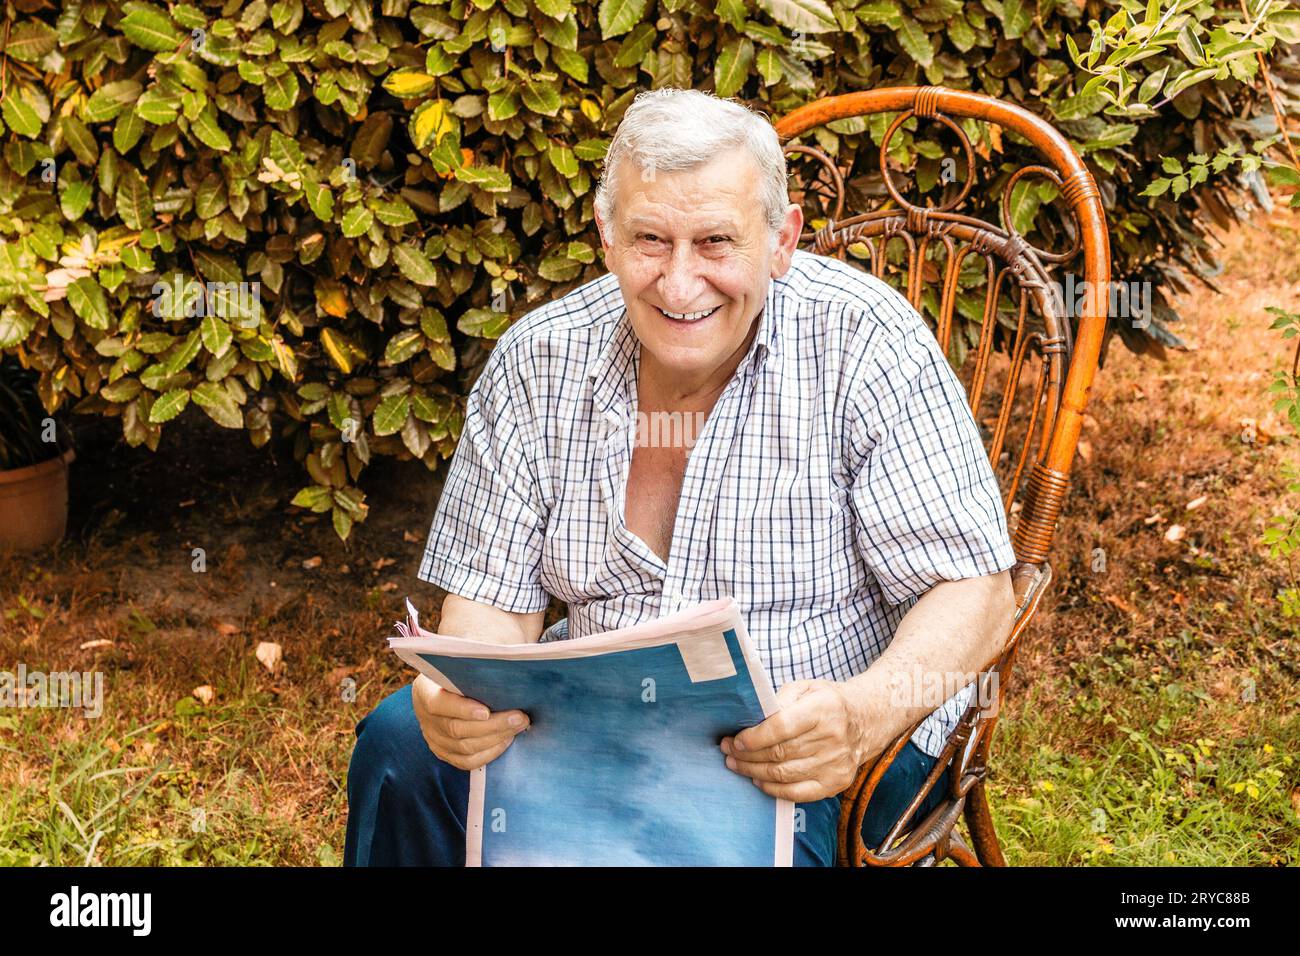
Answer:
[{"left": 706, "top": 236, "right": 730, "bottom": 244}]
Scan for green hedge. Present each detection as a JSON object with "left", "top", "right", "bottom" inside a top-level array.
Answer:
[{"left": 1, "top": 0, "right": 1296, "bottom": 536}]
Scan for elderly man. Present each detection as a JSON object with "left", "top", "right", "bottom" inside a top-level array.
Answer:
[{"left": 344, "top": 88, "right": 1017, "bottom": 867}]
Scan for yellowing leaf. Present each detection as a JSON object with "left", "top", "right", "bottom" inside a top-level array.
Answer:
[
  {"left": 317, "top": 281, "right": 349, "bottom": 318},
  {"left": 320, "top": 328, "right": 354, "bottom": 374},
  {"left": 410, "top": 100, "right": 456, "bottom": 151},
  {"left": 383, "top": 70, "right": 438, "bottom": 98}
]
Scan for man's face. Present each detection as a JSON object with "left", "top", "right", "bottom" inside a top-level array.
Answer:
[{"left": 595, "top": 146, "right": 802, "bottom": 388}]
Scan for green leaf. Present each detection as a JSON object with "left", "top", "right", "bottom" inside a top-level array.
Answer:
[
  {"left": 114, "top": 110, "right": 147, "bottom": 153},
  {"left": 291, "top": 485, "right": 334, "bottom": 512},
  {"left": 67, "top": 277, "right": 112, "bottom": 330},
  {"left": 613, "top": 22, "right": 657, "bottom": 67},
  {"left": 341, "top": 204, "right": 374, "bottom": 238},
  {"left": 488, "top": 89, "right": 520, "bottom": 121},
  {"left": 455, "top": 164, "right": 512, "bottom": 192},
  {"left": 716, "top": 0, "right": 746, "bottom": 29},
  {"left": 457, "top": 307, "right": 510, "bottom": 339},
  {"left": 392, "top": 244, "right": 439, "bottom": 286},
  {"left": 121, "top": 8, "right": 184, "bottom": 51},
  {"left": 373, "top": 198, "right": 417, "bottom": 226},
  {"left": 191, "top": 381, "right": 243, "bottom": 428},
  {"left": 384, "top": 329, "right": 425, "bottom": 365},
  {"left": 164, "top": 330, "right": 203, "bottom": 374},
  {"left": 115, "top": 166, "right": 154, "bottom": 230},
  {"left": 1176, "top": 22, "right": 1205, "bottom": 66},
  {"left": 551, "top": 47, "right": 589, "bottom": 84},
  {"left": 1273, "top": 10, "right": 1300, "bottom": 45},
  {"left": 598, "top": 0, "right": 650, "bottom": 39},
  {"left": 1002, "top": 0, "right": 1031, "bottom": 40},
  {"left": 755, "top": 0, "right": 837, "bottom": 33},
  {"left": 200, "top": 315, "right": 233, "bottom": 357},
  {"left": 372, "top": 393, "right": 410, "bottom": 436},
  {"left": 1, "top": 20, "right": 59, "bottom": 63},
  {"left": 264, "top": 71, "right": 300, "bottom": 111},
  {"left": 756, "top": 46, "right": 784, "bottom": 85},
  {"left": 1, "top": 89, "right": 44, "bottom": 138},
  {"left": 83, "top": 80, "right": 143, "bottom": 124},
  {"left": 61, "top": 115, "right": 99, "bottom": 165},
  {"left": 135, "top": 90, "right": 180, "bottom": 125},
  {"left": 190, "top": 104, "right": 231, "bottom": 151},
  {"left": 0, "top": 306, "right": 36, "bottom": 349},
  {"left": 520, "top": 81, "right": 562, "bottom": 116},
  {"left": 714, "top": 38, "right": 754, "bottom": 99},
  {"left": 1006, "top": 178, "right": 1041, "bottom": 236},
  {"left": 304, "top": 179, "right": 334, "bottom": 221},
  {"left": 895, "top": 16, "right": 933, "bottom": 67},
  {"left": 547, "top": 142, "right": 579, "bottom": 178},
  {"left": 60, "top": 176, "right": 93, "bottom": 220},
  {"left": 148, "top": 388, "right": 191, "bottom": 423}
]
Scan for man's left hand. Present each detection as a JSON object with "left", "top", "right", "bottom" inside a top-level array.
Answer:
[{"left": 720, "top": 679, "right": 879, "bottom": 802}]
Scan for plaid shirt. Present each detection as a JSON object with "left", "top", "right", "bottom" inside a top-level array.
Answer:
[{"left": 417, "top": 249, "right": 1017, "bottom": 757}]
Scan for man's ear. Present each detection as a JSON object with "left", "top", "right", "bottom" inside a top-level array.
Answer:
[
  {"left": 770, "top": 201, "right": 804, "bottom": 278},
  {"left": 594, "top": 208, "right": 610, "bottom": 255}
]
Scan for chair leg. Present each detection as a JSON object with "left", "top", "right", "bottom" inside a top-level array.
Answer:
[
  {"left": 946, "top": 829, "right": 980, "bottom": 867},
  {"left": 963, "top": 780, "right": 1007, "bottom": 867}
]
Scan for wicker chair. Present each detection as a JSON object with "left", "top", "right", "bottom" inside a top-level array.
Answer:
[{"left": 774, "top": 87, "right": 1112, "bottom": 867}]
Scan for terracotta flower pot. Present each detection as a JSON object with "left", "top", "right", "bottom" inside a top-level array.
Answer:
[{"left": 0, "top": 446, "right": 76, "bottom": 552}]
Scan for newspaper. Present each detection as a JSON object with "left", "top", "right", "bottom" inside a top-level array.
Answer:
[{"left": 390, "top": 596, "right": 793, "bottom": 866}]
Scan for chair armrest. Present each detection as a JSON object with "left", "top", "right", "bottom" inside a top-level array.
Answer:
[{"left": 836, "top": 560, "right": 1053, "bottom": 865}]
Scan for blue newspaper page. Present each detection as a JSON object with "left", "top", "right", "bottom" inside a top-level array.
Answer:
[{"left": 390, "top": 597, "right": 794, "bottom": 866}]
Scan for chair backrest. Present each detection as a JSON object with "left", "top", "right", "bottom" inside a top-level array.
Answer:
[{"left": 775, "top": 87, "right": 1111, "bottom": 571}]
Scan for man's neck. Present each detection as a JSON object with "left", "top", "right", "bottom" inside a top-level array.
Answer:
[{"left": 638, "top": 311, "right": 762, "bottom": 412}]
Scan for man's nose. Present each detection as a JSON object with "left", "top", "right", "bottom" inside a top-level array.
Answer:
[{"left": 658, "top": 244, "right": 707, "bottom": 309}]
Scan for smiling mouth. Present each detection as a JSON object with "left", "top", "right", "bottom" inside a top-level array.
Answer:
[{"left": 656, "top": 304, "right": 722, "bottom": 323}]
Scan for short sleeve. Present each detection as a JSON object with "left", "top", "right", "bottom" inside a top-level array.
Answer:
[
  {"left": 416, "top": 344, "right": 549, "bottom": 613},
  {"left": 846, "top": 300, "right": 1017, "bottom": 606}
]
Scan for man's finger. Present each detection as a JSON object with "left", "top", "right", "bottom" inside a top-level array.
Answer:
[
  {"left": 461, "top": 735, "right": 518, "bottom": 770},
  {"left": 725, "top": 752, "right": 826, "bottom": 785},
  {"left": 731, "top": 702, "right": 820, "bottom": 754},
  {"left": 424, "top": 686, "right": 492, "bottom": 721},
  {"left": 441, "top": 723, "right": 529, "bottom": 756},
  {"left": 751, "top": 777, "right": 831, "bottom": 803},
  {"left": 442, "top": 710, "right": 529, "bottom": 740}
]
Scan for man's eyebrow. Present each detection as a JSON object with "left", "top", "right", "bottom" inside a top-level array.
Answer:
[{"left": 627, "top": 218, "right": 739, "bottom": 233}]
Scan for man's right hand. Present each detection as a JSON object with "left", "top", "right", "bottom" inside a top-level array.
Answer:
[{"left": 411, "top": 674, "right": 531, "bottom": 770}]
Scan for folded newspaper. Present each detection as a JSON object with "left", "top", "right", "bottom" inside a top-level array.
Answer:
[{"left": 390, "top": 596, "right": 794, "bottom": 866}]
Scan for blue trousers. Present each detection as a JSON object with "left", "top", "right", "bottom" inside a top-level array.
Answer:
[{"left": 344, "top": 684, "right": 950, "bottom": 866}]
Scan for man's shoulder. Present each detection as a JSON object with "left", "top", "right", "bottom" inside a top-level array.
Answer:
[{"left": 779, "top": 249, "right": 926, "bottom": 348}]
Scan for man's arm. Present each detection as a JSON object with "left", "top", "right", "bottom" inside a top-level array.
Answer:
[
  {"left": 411, "top": 594, "right": 546, "bottom": 770},
  {"left": 436, "top": 592, "right": 546, "bottom": 645},
  {"left": 721, "top": 570, "right": 1015, "bottom": 802},
  {"left": 843, "top": 570, "right": 1015, "bottom": 760}
]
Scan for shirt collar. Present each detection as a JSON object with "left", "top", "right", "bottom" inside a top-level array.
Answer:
[{"left": 586, "top": 272, "right": 785, "bottom": 412}]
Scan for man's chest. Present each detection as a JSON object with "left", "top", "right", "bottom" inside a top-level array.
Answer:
[{"left": 536, "top": 387, "right": 863, "bottom": 613}]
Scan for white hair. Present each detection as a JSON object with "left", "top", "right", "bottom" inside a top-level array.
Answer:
[{"left": 594, "top": 88, "right": 789, "bottom": 249}]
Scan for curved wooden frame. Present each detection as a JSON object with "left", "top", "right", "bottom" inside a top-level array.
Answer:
[{"left": 774, "top": 87, "right": 1111, "bottom": 867}]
